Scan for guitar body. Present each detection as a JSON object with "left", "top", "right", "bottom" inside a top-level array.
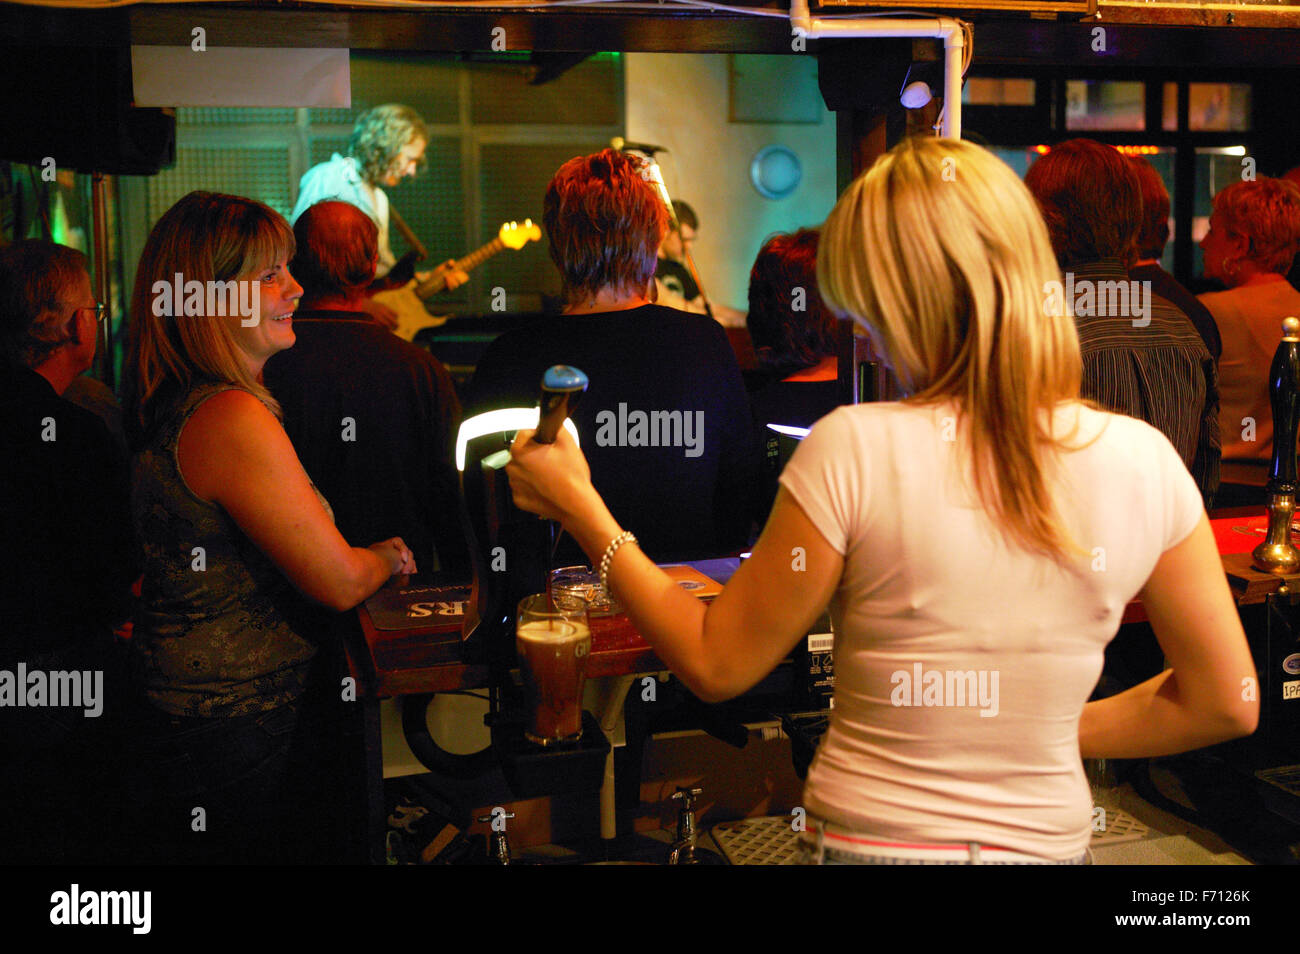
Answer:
[
  {"left": 371, "top": 219, "right": 541, "bottom": 342},
  {"left": 372, "top": 282, "right": 453, "bottom": 341}
]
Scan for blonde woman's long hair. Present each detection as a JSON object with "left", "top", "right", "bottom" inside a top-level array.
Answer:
[
  {"left": 817, "top": 137, "right": 1085, "bottom": 562},
  {"left": 124, "top": 191, "right": 294, "bottom": 448}
]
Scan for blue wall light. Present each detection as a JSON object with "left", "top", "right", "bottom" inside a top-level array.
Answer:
[{"left": 750, "top": 145, "right": 802, "bottom": 200}]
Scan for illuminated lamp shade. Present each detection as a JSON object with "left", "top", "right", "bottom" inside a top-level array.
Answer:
[
  {"left": 750, "top": 145, "right": 803, "bottom": 200},
  {"left": 900, "top": 81, "right": 933, "bottom": 110}
]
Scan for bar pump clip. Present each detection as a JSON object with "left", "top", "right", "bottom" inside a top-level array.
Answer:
[{"left": 1252, "top": 316, "right": 1300, "bottom": 577}]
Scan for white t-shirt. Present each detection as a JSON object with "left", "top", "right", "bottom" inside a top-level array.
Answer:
[{"left": 779, "top": 400, "right": 1203, "bottom": 859}]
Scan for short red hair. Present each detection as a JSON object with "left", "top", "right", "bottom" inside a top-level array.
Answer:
[
  {"left": 1024, "top": 139, "right": 1141, "bottom": 267},
  {"left": 747, "top": 229, "right": 836, "bottom": 374},
  {"left": 543, "top": 149, "right": 668, "bottom": 305},
  {"left": 1212, "top": 177, "right": 1300, "bottom": 275},
  {"left": 292, "top": 200, "right": 378, "bottom": 299}
]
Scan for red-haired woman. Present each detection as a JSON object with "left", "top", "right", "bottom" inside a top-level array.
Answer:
[
  {"left": 464, "top": 149, "right": 762, "bottom": 562},
  {"left": 1198, "top": 177, "right": 1300, "bottom": 506}
]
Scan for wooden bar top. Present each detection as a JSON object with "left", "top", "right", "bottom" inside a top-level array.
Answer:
[
  {"left": 1119, "top": 507, "right": 1300, "bottom": 624},
  {"left": 349, "top": 509, "right": 1299, "bottom": 696},
  {"left": 351, "top": 601, "right": 666, "bottom": 697}
]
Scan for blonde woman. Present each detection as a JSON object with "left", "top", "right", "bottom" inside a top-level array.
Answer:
[
  {"left": 506, "top": 138, "right": 1257, "bottom": 865},
  {"left": 1198, "top": 177, "right": 1300, "bottom": 506},
  {"left": 123, "top": 191, "right": 415, "bottom": 863}
]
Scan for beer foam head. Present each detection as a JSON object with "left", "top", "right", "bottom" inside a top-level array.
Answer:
[{"left": 517, "top": 619, "right": 587, "bottom": 642}]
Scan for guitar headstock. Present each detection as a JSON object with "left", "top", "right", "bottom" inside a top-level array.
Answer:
[{"left": 499, "top": 219, "right": 542, "bottom": 249}]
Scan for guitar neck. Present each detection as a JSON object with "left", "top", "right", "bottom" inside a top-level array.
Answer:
[{"left": 414, "top": 237, "right": 507, "bottom": 298}]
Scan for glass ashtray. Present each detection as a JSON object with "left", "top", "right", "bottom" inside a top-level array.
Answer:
[{"left": 550, "top": 566, "right": 623, "bottom": 617}]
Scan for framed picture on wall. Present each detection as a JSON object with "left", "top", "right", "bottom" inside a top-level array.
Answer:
[{"left": 728, "top": 54, "right": 824, "bottom": 124}]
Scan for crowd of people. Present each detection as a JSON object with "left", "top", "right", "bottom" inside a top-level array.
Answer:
[{"left": 3, "top": 98, "right": 1297, "bottom": 863}]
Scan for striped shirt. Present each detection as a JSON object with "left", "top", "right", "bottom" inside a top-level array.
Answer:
[{"left": 1070, "top": 260, "right": 1220, "bottom": 507}]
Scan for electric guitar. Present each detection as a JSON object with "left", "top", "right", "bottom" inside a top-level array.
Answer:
[{"left": 371, "top": 220, "right": 542, "bottom": 341}]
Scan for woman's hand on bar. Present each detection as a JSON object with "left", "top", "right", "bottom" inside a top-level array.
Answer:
[{"left": 368, "top": 537, "right": 417, "bottom": 577}]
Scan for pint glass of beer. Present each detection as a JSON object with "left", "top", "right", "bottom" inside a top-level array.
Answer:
[{"left": 516, "top": 593, "right": 592, "bottom": 746}]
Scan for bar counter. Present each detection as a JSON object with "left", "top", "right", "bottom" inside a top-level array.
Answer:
[{"left": 348, "top": 511, "right": 1293, "bottom": 693}]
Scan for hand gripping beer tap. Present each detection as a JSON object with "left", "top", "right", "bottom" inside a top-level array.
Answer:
[{"left": 1251, "top": 316, "right": 1300, "bottom": 576}]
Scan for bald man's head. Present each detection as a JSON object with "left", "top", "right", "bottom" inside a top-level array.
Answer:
[{"left": 292, "top": 200, "right": 379, "bottom": 303}]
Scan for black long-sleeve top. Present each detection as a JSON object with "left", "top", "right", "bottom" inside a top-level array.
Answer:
[
  {"left": 0, "top": 364, "right": 137, "bottom": 662},
  {"left": 463, "top": 304, "right": 763, "bottom": 562},
  {"left": 264, "top": 309, "right": 470, "bottom": 579}
]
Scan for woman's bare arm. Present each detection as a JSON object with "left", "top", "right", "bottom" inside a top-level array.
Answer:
[
  {"left": 508, "top": 427, "right": 843, "bottom": 702},
  {"left": 1079, "top": 515, "right": 1259, "bottom": 758},
  {"left": 178, "top": 390, "right": 408, "bottom": 611}
]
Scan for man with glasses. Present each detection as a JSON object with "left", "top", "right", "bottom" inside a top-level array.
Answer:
[{"left": 0, "top": 239, "right": 136, "bottom": 863}]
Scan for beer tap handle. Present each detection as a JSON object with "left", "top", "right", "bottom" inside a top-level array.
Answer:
[
  {"left": 1269, "top": 317, "right": 1300, "bottom": 491},
  {"left": 1252, "top": 317, "right": 1300, "bottom": 575},
  {"left": 535, "top": 365, "right": 589, "bottom": 445}
]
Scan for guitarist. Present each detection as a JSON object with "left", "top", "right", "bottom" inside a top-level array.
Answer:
[{"left": 291, "top": 104, "right": 468, "bottom": 328}]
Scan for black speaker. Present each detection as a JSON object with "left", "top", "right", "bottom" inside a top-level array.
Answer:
[
  {"left": 816, "top": 38, "right": 919, "bottom": 114},
  {"left": 0, "top": 45, "right": 174, "bottom": 175}
]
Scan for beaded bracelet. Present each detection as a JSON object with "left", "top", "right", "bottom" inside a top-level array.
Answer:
[{"left": 598, "top": 530, "right": 638, "bottom": 593}]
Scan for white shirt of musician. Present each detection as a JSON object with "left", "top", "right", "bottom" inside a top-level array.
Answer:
[
  {"left": 292, "top": 153, "right": 397, "bottom": 277},
  {"left": 360, "top": 180, "right": 396, "bottom": 277}
]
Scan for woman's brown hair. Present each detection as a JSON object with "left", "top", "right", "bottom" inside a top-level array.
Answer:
[{"left": 123, "top": 191, "right": 294, "bottom": 447}]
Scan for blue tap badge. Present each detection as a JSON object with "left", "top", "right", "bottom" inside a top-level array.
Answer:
[{"left": 543, "top": 365, "right": 588, "bottom": 393}]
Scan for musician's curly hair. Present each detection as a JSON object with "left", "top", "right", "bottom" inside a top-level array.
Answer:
[
  {"left": 348, "top": 104, "right": 429, "bottom": 185},
  {"left": 543, "top": 149, "right": 668, "bottom": 305}
]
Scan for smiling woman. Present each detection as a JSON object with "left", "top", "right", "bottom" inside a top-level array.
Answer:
[{"left": 119, "top": 191, "right": 417, "bottom": 863}]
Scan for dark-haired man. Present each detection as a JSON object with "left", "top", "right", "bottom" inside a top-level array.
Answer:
[
  {"left": 264, "top": 201, "right": 469, "bottom": 579},
  {"left": 655, "top": 200, "right": 702, "bottom": 308},
  {"left": 1127, "top": 157, "right": 1221, "bottom": 361},
  {"left": 1026, "top": 139, "right": 1220, "bottom": 507},
  {"left": 654, "top": 199, "right": 747, "bottom": 328}
]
